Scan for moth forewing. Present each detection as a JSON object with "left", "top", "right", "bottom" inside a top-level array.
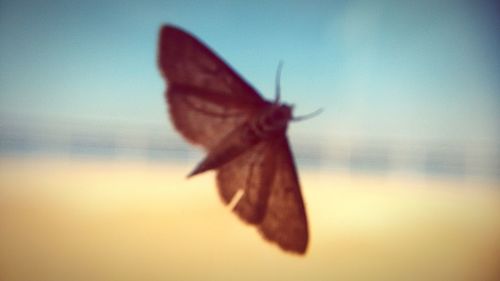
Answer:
[{"left": 258, "top": 138, "right": 308, "bottom": 254}]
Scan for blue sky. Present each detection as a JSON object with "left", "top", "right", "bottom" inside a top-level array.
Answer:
[{"left": 1, "top": 0, "right": 499, "bottom": 145}]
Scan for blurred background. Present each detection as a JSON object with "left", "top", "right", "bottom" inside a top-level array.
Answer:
[{"left": 1, "top": 1, "right": 499, "bottom": 281}]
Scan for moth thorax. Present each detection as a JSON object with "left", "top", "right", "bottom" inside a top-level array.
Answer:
[{"left": 251, "top": 105, "right": 292, "bottom": 139}]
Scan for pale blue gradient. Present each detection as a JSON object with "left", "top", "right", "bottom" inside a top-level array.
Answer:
[{"left": 1, "top": 0, "right": 499, "bottom": 145}]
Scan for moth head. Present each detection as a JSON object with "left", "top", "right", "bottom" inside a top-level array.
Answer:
[{"left": 263, "top": 103, "right": 293, "bottom": 128}]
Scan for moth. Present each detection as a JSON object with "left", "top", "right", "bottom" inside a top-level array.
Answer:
[{"left": 158, "top": 25, "right": 312, "bottom": 254}]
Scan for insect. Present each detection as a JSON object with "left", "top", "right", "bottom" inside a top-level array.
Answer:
[{"left": 158, "top": 25, "right": 315, "bottom": 254}]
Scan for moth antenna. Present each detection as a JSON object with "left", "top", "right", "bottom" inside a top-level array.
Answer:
[
  {"left": 292, "top": 108, "right": 323, "bottom": 122},
  {"left": 274, "top": 61, "right": 283, "bottom": 104}
]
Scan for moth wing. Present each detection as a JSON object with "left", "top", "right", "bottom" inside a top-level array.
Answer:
[
  {"left": 216, "top": 137, "right": 309, "bottom": 254},
  {"left": 216, "top": 141, "right": 275, "bottom": 223},
  {"left": 158, "top": 25, "right": 269, "bottom": 149},
  {"left": 258, "top": 137, "right": 309, "bottom": 254}
]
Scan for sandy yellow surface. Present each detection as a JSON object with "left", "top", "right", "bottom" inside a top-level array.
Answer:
[{"left": 1, "top": 156, "right": 499, "bottom": 281}]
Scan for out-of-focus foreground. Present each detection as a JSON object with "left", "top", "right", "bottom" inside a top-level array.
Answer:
[{"left": 1, "top": 155, "right": 499, "bottom": 281}]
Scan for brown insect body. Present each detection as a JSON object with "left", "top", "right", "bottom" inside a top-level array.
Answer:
[
  {"left": 158, "top": 25, "right": 308, "bottom": 254},
  {"left": 189, "top": 104, "right": 293, "bottom": 177}
]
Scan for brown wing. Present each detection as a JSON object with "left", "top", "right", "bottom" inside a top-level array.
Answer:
[
  {"left": 216, "top": 141, "right": 276, "bottom": 223},
  {"left": 158, "top": 25, "right": 270, "bottom": 149},
  {"left": 217, "top": 137, "right": 309, "bottom": 254},
  {"left": 258, "top": 137, "right": 309, "bottom": 254}
]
